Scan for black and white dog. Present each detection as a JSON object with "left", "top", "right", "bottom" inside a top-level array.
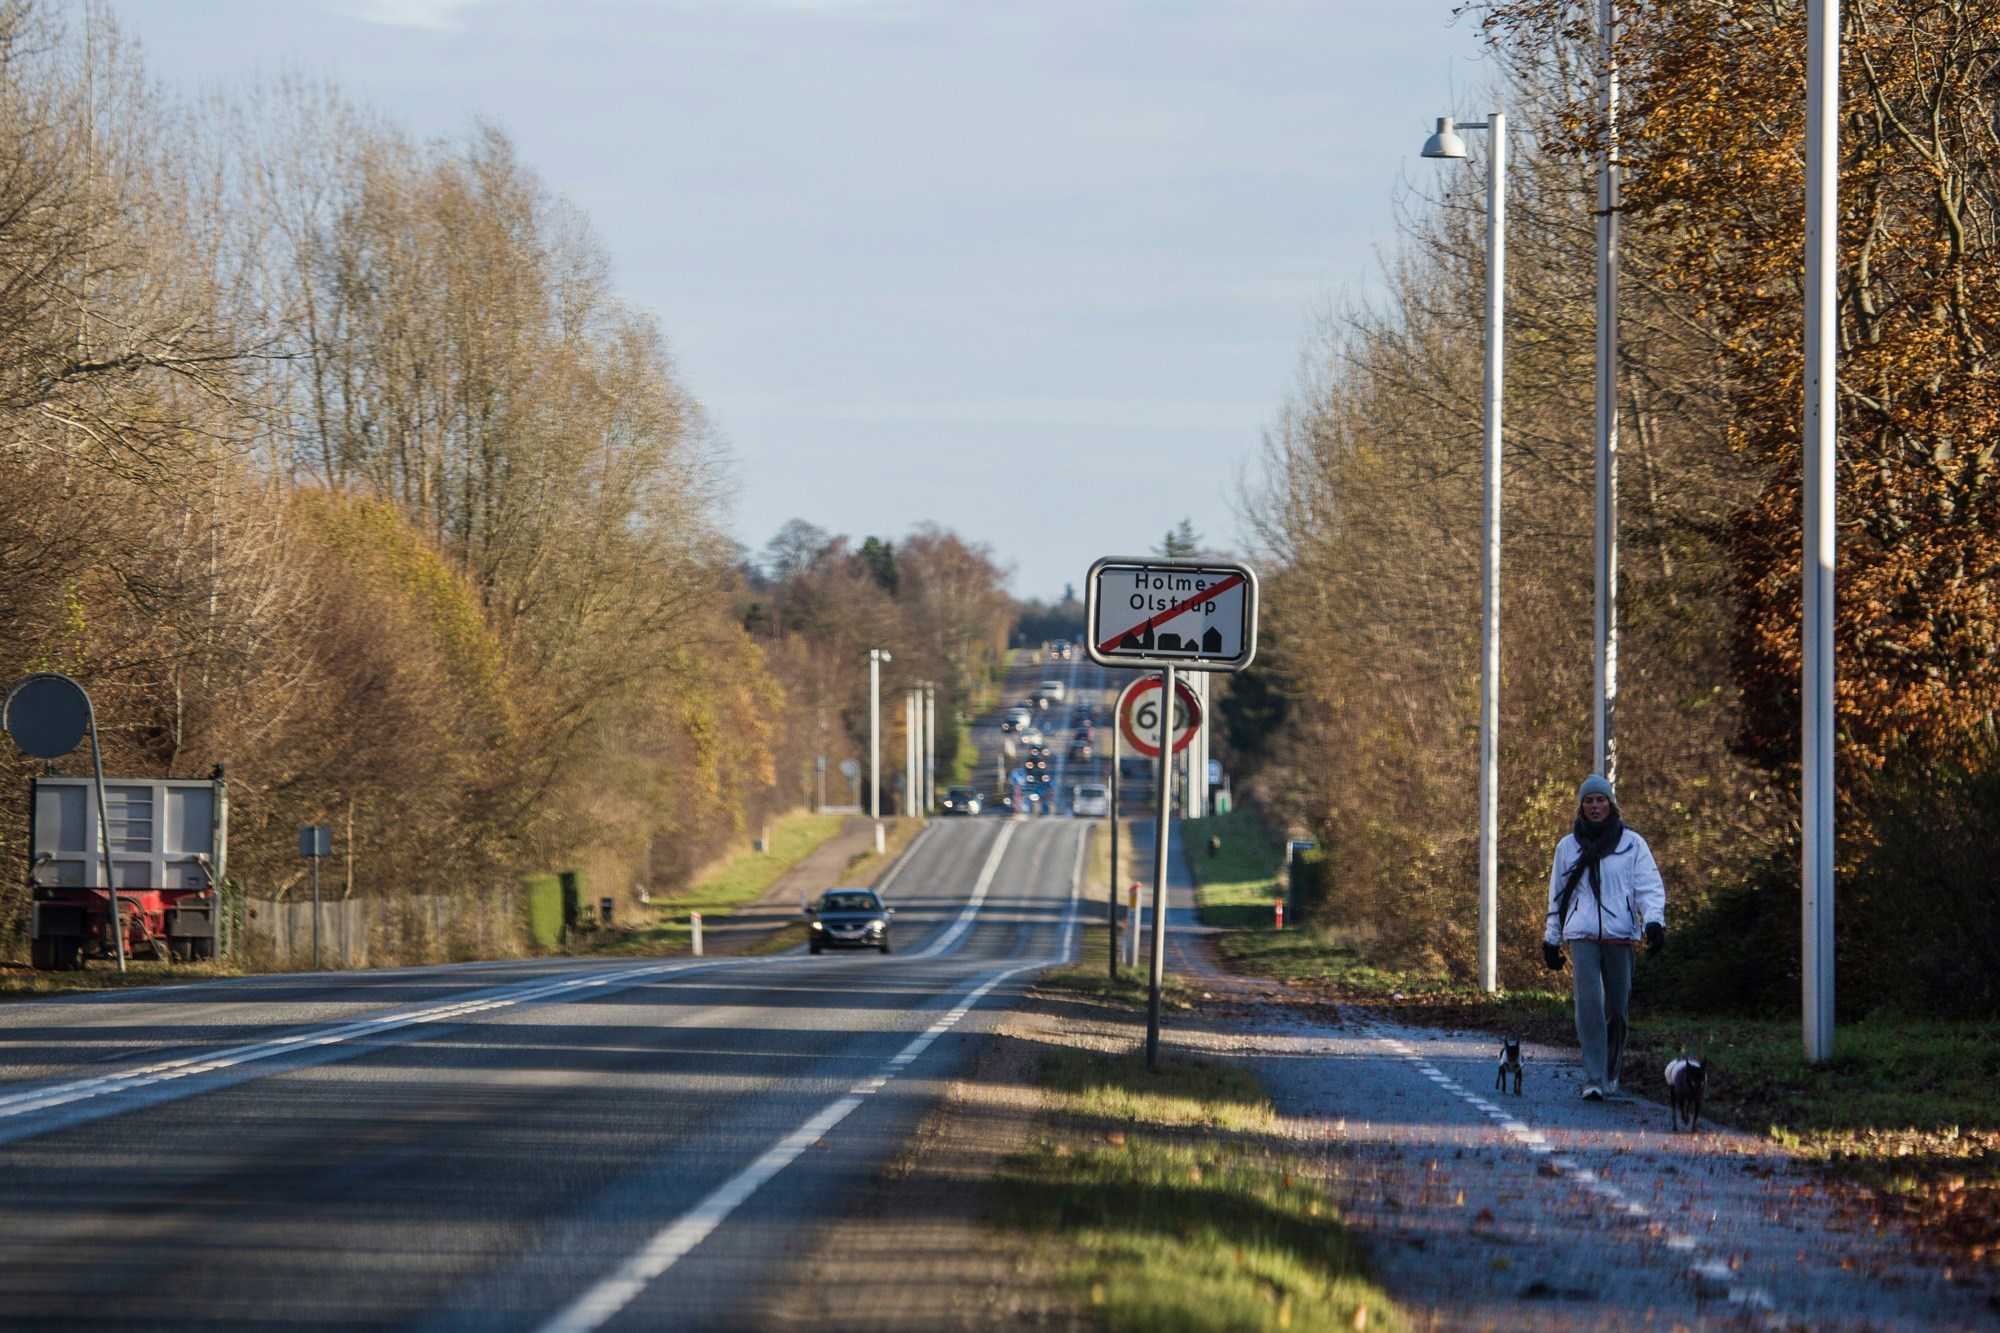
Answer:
[
  {"left": 1495, "top": 1037, "right": 1523, "bottom": 1095},
  {"left": 1665, "top": 1056, "right": 1706, "bottom": 1132}
]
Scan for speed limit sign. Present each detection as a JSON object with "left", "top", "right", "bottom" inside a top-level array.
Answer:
[{"left": 1117, "top": 676, "right": 1202, "bottom": 758}]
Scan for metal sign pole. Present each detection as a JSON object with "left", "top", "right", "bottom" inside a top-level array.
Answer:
[
  {"left": 311, "top": 854, "right": 322, "bottom": 969},
  {"left": 1109, "top": 717, "right": 1121, "bottom": 978},
  {"left": 1146, "top": 664, "right": 1176, "bottom": 1072},
  {"left": 86, "top": 702, "right": 126, "bottom": 973}
]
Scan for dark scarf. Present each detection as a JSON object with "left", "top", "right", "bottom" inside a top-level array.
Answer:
[{"left": 1553, "top": 813, "right": 1625, "bottom": 934}]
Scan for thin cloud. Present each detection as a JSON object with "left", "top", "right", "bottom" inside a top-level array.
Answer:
[{"left": 336, "top": 0, "right": 489, "bottom": 31}]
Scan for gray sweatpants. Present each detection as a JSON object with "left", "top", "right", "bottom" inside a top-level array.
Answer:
[{"left": 1568, "top": 938, "right": 1635, "bottom": 1090}]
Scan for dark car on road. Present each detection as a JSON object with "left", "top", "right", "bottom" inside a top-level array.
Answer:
[
  {"left": 941, "top": 786, "right": 983, "bottom": 816},
  {"left": 805, "top": 888, "right": 894, "bottom": 954}
]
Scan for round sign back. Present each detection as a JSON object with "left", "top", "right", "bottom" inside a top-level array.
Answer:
[
  {"left": 4, "top": 673, "right": 92, "bottom": 759},
  {"left": 1117, "top": 676, "right": 1202, "bottom": 759}
]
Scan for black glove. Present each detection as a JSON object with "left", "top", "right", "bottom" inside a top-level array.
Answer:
[
  {"left": 1645, "top": 922, "right": 1666, "bottom": 952},
  {"left": 1542, "top": 941, "right": 1565, "bottom": 972}
]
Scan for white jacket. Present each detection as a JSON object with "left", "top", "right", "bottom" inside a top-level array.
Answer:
[{"left": 1543, "top": 828, "right": 1666, "bottom": 945}]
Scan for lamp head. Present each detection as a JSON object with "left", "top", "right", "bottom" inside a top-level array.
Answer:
[{"left": 1421, "top": 116, "right": 1468, "bottom": 160}]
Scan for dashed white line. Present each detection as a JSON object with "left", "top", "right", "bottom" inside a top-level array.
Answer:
[
  {"left": 911, "top": 821, "right": 1018, "bottom": 959},
  {"left": 1362, "top": 1022, "right": 1784, "bottom": 1325}
]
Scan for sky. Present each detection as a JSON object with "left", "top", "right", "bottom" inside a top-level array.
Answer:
[{"left": 111, "top": 0, "right": 1494, "bottom": 599}]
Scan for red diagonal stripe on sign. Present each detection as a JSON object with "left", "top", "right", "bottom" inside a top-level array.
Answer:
[{"left": 1097, "top": 572, "right": 1245, "bottom": 657}]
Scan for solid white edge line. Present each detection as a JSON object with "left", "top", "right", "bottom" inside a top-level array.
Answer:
[
  {"left": 537, "top": 957, "right": 1052, "bottom": 1333},
  {"left": 0, "top": 957, "right": 765, "bottom": 1145},
  {"left": 911, "top": 820, "right": 1017, "bottom": 959}
]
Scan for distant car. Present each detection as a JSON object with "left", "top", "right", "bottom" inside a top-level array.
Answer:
[
  {"left": 806, "top": 888, "right": 893, "bottom": 954},
  {"left": 941, "top": 786, "right": 983, "bottom": 816},
  {"left": 1038, "top": 680, "right": 1067, "bottom": 702},
  {"left": 1068, "top": 739, "right": 1093, "bottom": 763},
  {"left": 1003, "top": 787, "right": 1044, "bottom": 815},
  {"left": 1002, "top": 708, "right": 1032, "bottom": 733},
  {"left": 1072, "top": 783, "right": 1110, "bottom": 818},
  {"left": 1018, "top": 727, "right": 1045, "bottom": 747}
]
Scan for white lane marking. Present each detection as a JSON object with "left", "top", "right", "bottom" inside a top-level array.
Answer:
[
  {"left": 911, "top": 821, "right": 1018, "bottom": 959},
  {"left": 871, "top": 821, "right": 938, "bottom": 899},
  {"left": 1057, "top": 822, "right": 1087, "bottom": 959},
  {"left": 0, "top": 959, "right": 747, "bottom": 1147},
  {"left": 1360, "top": 1022, "right": 1783, "bottom": 1324},
  {"left": 540, "top": 822, "right": 1091, "bottom": 1333},
  {"left": 539, "top": 955, "right": 1055, "bottom": 1333}
]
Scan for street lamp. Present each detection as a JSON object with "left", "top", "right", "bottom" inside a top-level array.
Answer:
[
  {"left": 1422, "top": 111, "right": 1506, "bottom": 994},
  {"left": 1595, "top": 0, "right": 1622, "bottom": 790},
  {"left": 868, "top": 649, "right": 892, "bottom": 822},
  {"left": 1801, "top": 0, "right": 1838, "bottom": 1063}
]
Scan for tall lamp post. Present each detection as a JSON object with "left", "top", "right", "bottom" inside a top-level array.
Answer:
[
  {"left": 1422, "top": 111, "right": 1506, "bottom": 994},
  {"left": 1594, "top": 0, "right": 1621, "bottom": 788},
  {"left": 868, "top": 649, "right": 892, "bottom": 822},
  {"left": 1801, "top": 0, "right": 1838, "bottom": 1064}
]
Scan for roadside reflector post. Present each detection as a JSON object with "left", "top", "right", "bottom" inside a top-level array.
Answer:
[
  {"left": 690, "top": 911, "right": 703, "bottom": 957},
  {"left": 1128, "top": 883, "right": 1141, "bottom": 968},
  {"left": 1275, "top": 901, "right": 1284, "bottom": 931}
]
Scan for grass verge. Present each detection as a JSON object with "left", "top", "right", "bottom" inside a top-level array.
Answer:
[
  {"left": 1216, "top": 922, "right": 2000, "bottom": 1270},
  {"left": 996, "top": 934, "right": 1403, "bottom": 1332},
  {"left": 1183, "top": 806, "right": 1287, "bottom": 929},
  {"left": 836, "top": 815, "right": 925, "bottom": 889},
  {"left": 587, "top": 810, "right": 878, "bottom": 956},
  {"left": 0, "top": 957, "right": 245, "bottom": 1000}
]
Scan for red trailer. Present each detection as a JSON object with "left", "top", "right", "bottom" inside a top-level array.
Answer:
[{"left": 26, "top": 775, "right": 227, "bottom": 969}]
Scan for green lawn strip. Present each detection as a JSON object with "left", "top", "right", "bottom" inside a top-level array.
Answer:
[
  {"left": 999, "top": 960, "right": 1402, "bottom": 1330},
  {"left": 1038, "top": 926, "right": 1198, "bottom": 1013},
  {"left": 1182, "top": 807, "right": 1288, "bottom": 930},
  {"left": 1215, "top": 925, "right": 2000, "bottom": 1265},
  {"left": 837, "top": 814, "right": 924, "bottom": 888},
  {"left": 950, "top": 717, "right": 978, "bottom": 785}
]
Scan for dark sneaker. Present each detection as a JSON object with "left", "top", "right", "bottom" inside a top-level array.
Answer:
[{"left": 1581, "top": 1085, "right": 1604, "bottom": 1101}]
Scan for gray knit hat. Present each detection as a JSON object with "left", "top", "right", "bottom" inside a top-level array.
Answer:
[{"left": 1578, "top": 773, "right": 1615, "bottom": 803}]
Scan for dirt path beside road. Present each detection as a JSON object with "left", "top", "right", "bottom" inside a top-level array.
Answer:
[{"left": 762, "top": 916, "right": 1993, "bottom": 1330}]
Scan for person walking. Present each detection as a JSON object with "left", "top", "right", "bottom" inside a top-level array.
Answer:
[{"left": 1542, "top": 774, "right": 1665, "bottom": 1101}]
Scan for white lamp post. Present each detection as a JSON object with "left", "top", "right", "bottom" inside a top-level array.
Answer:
[
  {"left": 1423, "top": 112, "right": 1506, "bottom": 994},
  {"left": 1802, "top": 0, "right": 1838, "bottom": 1064},
  {"left": 1595, "top": 0, "right": 1621, "bottom": 788},
  {"left": 868, "top": 649, "right": 891, "bottom": 821}
]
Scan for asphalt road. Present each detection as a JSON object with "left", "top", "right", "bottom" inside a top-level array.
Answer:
[{"left": 0, "top": 672, "right": 1097, "bottom": 1330}]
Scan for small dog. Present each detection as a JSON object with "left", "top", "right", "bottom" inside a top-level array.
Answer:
[
  {"left": 1665, "top": 1056, "right": 1706, "bottom": 1132},
  {"left": 1495, "top": 1037, "right": 1523, "bottom": 1095}
]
